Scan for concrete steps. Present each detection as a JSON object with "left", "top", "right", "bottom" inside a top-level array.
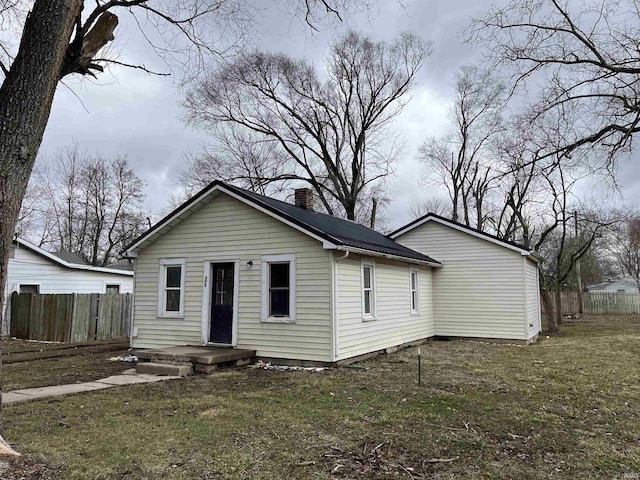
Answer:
[{"left": 136, "top": 346, "right": 256, "bottom": 376}]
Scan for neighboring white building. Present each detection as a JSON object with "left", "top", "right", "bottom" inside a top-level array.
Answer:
[
  {"left": 125, "top": 182, "right": 541, "bottom": 365},
  {"left": 390, "top": 214, "right": 542, "bottom": 343},
  {"left": 586, "top": 277, "right": 640, "bottom": 293},
  {"left": 2, "top": 238, "right": 134, "bottom": 335}
]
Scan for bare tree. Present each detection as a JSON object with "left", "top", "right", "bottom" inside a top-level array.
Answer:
[
  {"left": 183, "top": 30, "right": 430, "bottom": 226},
  {"left": 470, "top": 0, "right": 640, "bottom": 170},
  {"left": 0, "top": 0, "right": 366, "bottom": 450},
  {"left": 611, "top": 217, "right": 640, "bottom": 292},
  {"left": 24, "top": 146, "right": 147, "bottom": 266},
  {"left": 419, "top": 65, "right": 506, "bottom": 228},
  {"left": 408, "top": 197, "right": 450, "bottom": 219},
  {"left": 178, "top": 126, "right": 295, "bottom": 198}
]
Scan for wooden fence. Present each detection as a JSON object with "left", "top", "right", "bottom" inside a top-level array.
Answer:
[
  {"left": 10, "top": 293, "right": 132, "bottom": 342},
  {"left": 560, "top": 291, "right": 640, "bottom": 315},
  {"left": 583, "top": 291, "right": 640, "bottom": 315},
  {"left": 560, "top": 291, "right": 582, "bottom": 316}
]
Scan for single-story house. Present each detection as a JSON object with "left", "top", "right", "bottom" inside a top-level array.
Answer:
[
  {"left": 2, "top": 238, "right": 134, "bottom": 335},
  {"left": 389, "top": 213, "right": 542, "bottom": 343},
  {"left": 125, "top": 181, "right": 542, "bottom": 365},
  {"left": 586, "top": 277, "right": 639, "bottom": 293}
]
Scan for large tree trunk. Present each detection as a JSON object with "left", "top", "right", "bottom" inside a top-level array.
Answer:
[
  {"left": 0, "top": 0, "right": 83, "bottom": 453},
  {"left": 541, "top": 289, "right": 558, "bottom": 333},
  {"left": 554, "top": 284, "right": 563, "bottom": 329}
]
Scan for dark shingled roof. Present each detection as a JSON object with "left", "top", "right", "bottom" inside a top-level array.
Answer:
[
  {"left": 125, "top": 180, "right": 440, "bottom": 265},
  {"left": 223, "top": 184, "right": 440, "bottom": 264},
  {"left": 50, "top": 251, "right": 87, "bottom": 265}
]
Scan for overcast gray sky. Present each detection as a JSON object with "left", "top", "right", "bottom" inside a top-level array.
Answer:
[{"left": 37, "top": 0, "right": 640, "bottom": 230}]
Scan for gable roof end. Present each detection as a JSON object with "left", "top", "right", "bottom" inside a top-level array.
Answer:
[{"left": 389, "top": 212, "right": 541, "bottom": 262}]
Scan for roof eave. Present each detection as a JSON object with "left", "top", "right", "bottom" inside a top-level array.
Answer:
[{"left": 336, "top": 246, "right": 441, "bottom": 267}]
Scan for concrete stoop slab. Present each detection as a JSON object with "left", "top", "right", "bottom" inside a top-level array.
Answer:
[{"left": 136, "top": 362, "right": 192, "bottom": 377}]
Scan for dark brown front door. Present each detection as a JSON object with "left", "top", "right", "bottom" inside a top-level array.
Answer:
[{"left": 210, "top": 263, "right": 234, "bottom": 344}]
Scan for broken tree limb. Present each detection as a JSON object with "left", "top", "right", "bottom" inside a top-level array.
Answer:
[
  {"left": 0, "top": 434, "right": 20, "bottom": 456},
  {"left": 425, "top": 456, "right": 458, "bottom": 463}
]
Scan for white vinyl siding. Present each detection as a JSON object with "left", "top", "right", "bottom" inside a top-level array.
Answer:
[
  {"left": 336, "top": 253, "right": 434, "bottom": 361},
  {"left": 132, "top": 192, "right": 332, "bottom": 362},
  {"left": 2, "top": 247, "right": 133, "bottom": 335},
  {"left": 525, "top": 259, "right": 541, "bottom": 337},
  {"left": 396, "top": 221, "right": 529, "bottom": 340}
]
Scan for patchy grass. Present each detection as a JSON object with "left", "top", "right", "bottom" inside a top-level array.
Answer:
[{"left": 4, "top": 314, "right": 640, "bottom": 479}]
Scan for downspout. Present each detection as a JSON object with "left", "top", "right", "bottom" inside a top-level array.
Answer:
[{"left": 333, "top": 251, "right": 350, "bottom": 361}]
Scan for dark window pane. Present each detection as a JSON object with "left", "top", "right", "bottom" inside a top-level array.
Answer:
[
  {"left": 270, "top": 263, "right": 289, "bottom": 288},
  {"left": 363, "top": 266, "right": 371, "bottom": 289},
  {"left": 270, "top": 289, "right": 289, "bottom": 316},
  {"left": 166, "top": 290, "right": 181, "bottom": 311},
  {"left": 412, "top": 291, "right": 417, "bottom": 310},
  {"left": 106, "top": 285, "right": 120, "bottom": 294},
  {"left": 411, "top": 272, "right": 416, "bottom": 290},
  {"left": 364, "top": 291, "right": 371, "bottom": 314},
  {"left": 20, "top": 284, "right": 39, "bottom": 294},
  {"left": 166, "top": 266, "right": 182, "bottom": 288}
]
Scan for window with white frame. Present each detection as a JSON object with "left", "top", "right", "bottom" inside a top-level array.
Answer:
[
  {"left": 106, "top": 284, "right": 120, "bottom": 294},
  {"left": 362, "top": 263, "right": 376, "bottom": 319},
  {"left": 261, "top": 254, "right": 296, "bottom": 322},
  {"left": 410, "top": 268, "right": 419, "bottom": 314},
  {"left": 158, "top": 259, "right": 186, "bottom": 316}
]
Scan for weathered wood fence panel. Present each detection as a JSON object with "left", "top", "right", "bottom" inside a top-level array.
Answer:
[
  {"left": 560, "top": 291, "right": 582, "bottom": 316},
  {"left": 584, "top": 292, "right": 640, "bottom": 315},
  {"left": 10, "top": 293, "right": 132, "bottom": 342},
  {"left": 559, "top": 291, "right": 640, "bottom": 315}
]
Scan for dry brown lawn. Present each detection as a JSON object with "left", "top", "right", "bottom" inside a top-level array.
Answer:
[{"left": 2, "top": 314, "right": 640, "bottom": 479}]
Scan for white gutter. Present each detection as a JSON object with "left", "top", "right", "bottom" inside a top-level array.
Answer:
[
  {"left": 335, "top": 246, "right": 441, "bottom": 268},
  {"left": 332, "top": 250, "right": 350, "bottom": 360}
]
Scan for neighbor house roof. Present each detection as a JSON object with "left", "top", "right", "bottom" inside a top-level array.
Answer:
[
  {"left": 388, "top": 212, "right": 541, "bottom": 262},
  {"left": 50, "top": 251, "right": 88, "bottom": 265},
  {"left": 124, "top": 181, "right": 441, "bottom": 266},
  {"left": 13, "top": 238, "right": 134, "bottom": 276}
]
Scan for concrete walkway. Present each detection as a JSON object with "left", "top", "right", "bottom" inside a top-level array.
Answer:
[{"left": 3, "top": 369, "right": 181, "bottom": 405}]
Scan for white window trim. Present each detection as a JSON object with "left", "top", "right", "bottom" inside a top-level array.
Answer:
[
  {"left": 261, "top": 254, "right": 296, "bottom": 323},
  {"left": 157, "top": 258, "right": 186, "bottom": 318},
  {"left": 104, "top": 281, "right": 123, "bottom": 294},
  {"left": 361, "top": 259, "right": 377, "bottom": 321},
  {"left": 17, "top": 282, "right": 41, "bottom": 294},
  {"left": 410, "top": 267, "right": 420, "bottom": 315}
]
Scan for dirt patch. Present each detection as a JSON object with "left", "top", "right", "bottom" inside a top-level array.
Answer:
[
  {"left": 1, "top": 339, "right": 129, "bottom": 364},
  {"left": 3, "top": 349, "right": 132, "bottom": 391}
]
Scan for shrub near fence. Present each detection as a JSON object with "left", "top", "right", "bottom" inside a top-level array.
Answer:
[{"left": 10, "top": 292, "right": 132, "bottom": 342}]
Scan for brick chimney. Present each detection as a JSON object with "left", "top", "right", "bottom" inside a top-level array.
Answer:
[{"left": 294, "top": 188, "right": 314, "bottom": 210}]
